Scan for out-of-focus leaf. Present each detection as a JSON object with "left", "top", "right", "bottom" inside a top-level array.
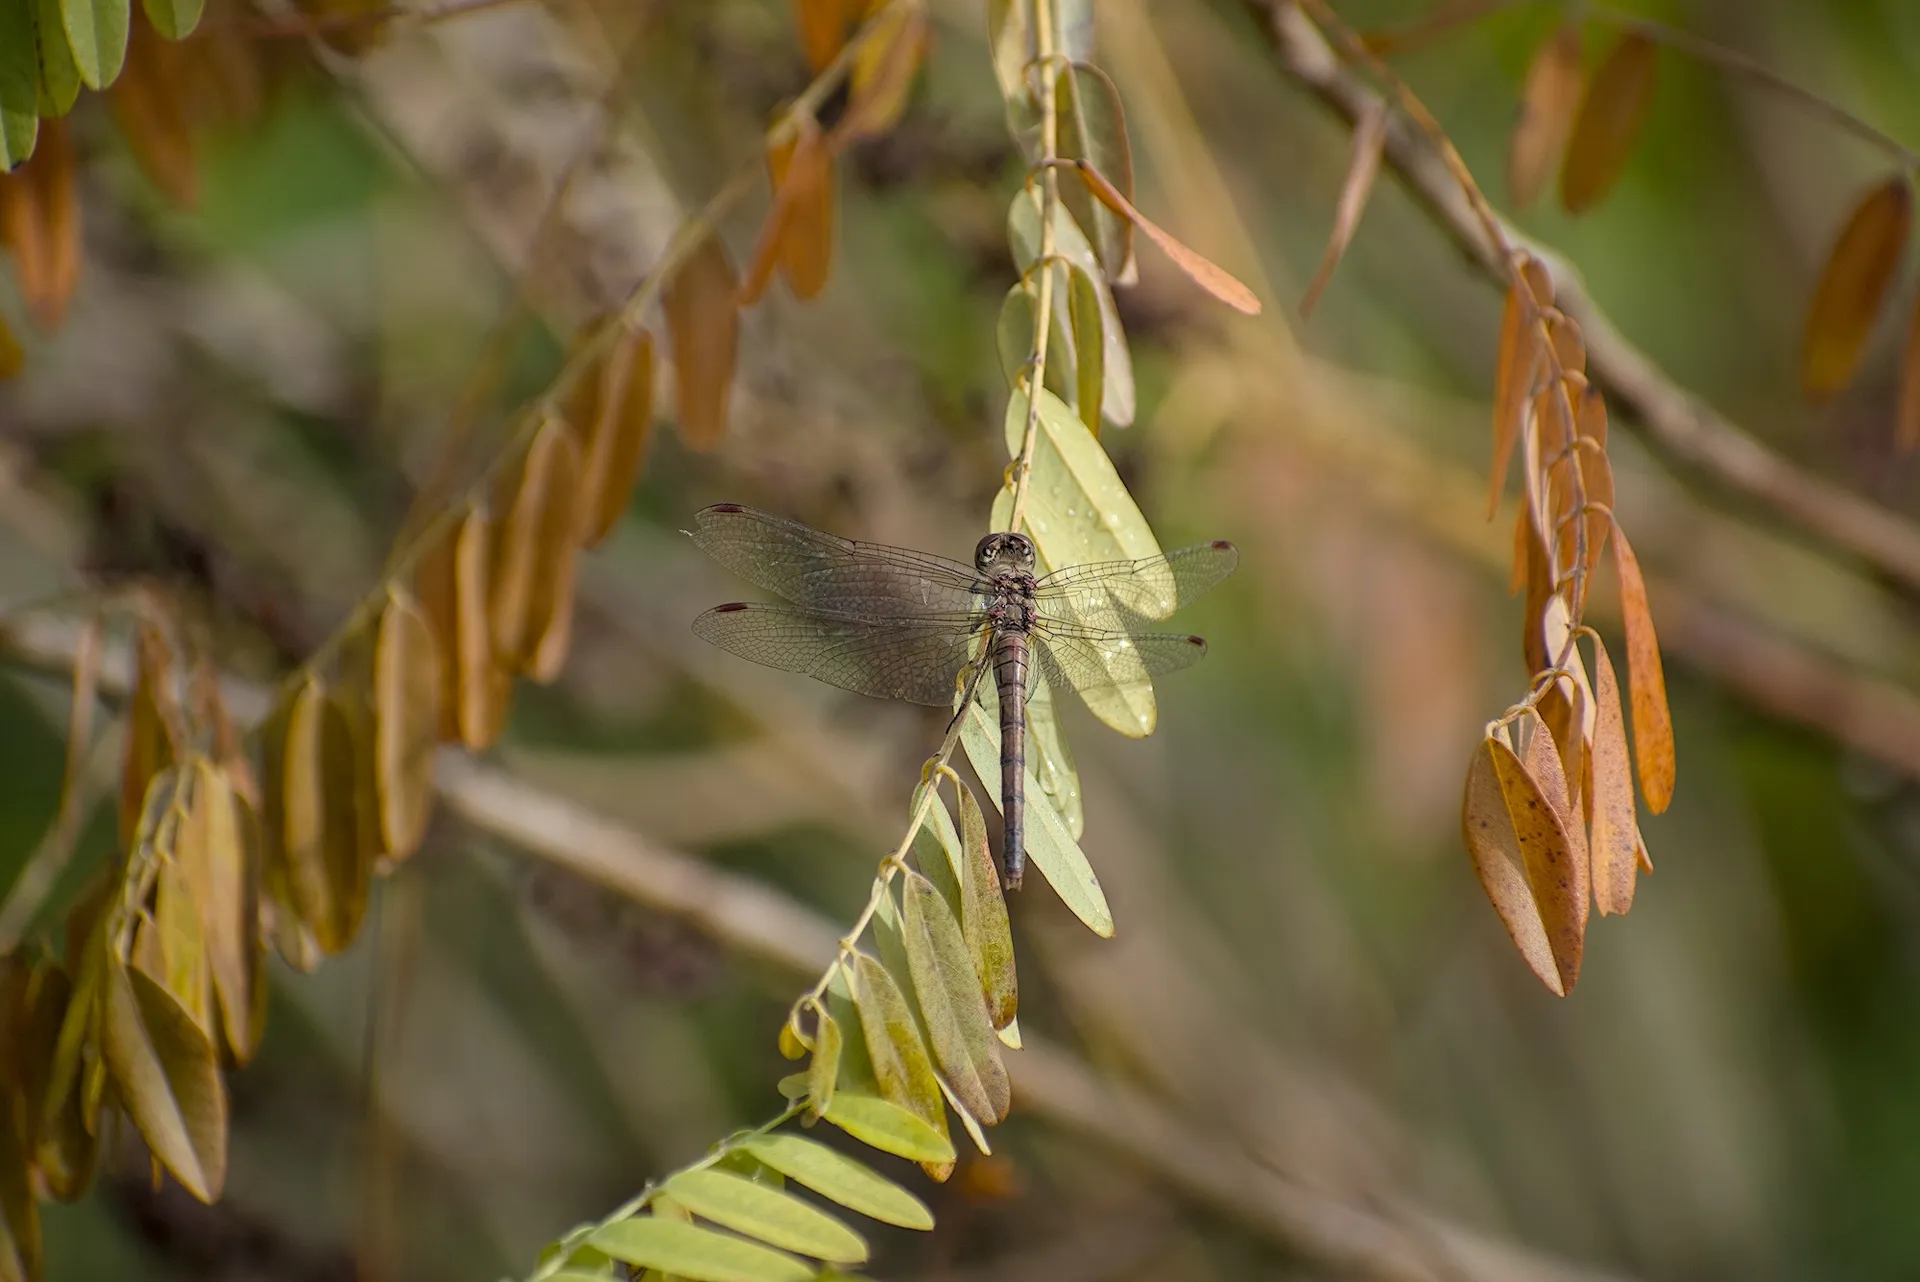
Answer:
[
  {"left": 901, "top": 871, "right": 1009, "bottom": 1124},
  {"left": 1573, "top": 381, "right": 1613, "bottom": 603},
  {"left": 273, "top": 677, "right": 363, "bottom": 954},
  {"left": 850, "top": 954, "right": 951, "bottom": 1181},
  {"left": 0, "top": 116, "right": 80, "bottom": 327},
  {"left": 1610, "top": 526, "right": 1674, "bottom": 813},
  {"left": 178, "top": 758, "right": 255, "bottom": 1061},
  {"left": 102, "top": 961, "right": 227, "bottom": 1200},
  {"left": 140, "top": 0, "right": 203, "bottom": 39},
  {"left": 663, "top": 231, "right": 740, "bottom": 450},
  {"left": 565, "top": 324, "right": 656, "bottom": 547},
  {"left": 0, "top": 0, "right": 38, "bottom": 172},
  {"left": 995, "top": 275, "right": 1075, "bottom": 407},
  {"left": 839, "top": 4, "right": 927, "bottom": 142},
  {"left": 960, "top": 700, "right": 1112, "bottom": 936},
  {"left": 986, "top": 0, "right": 1040, "bottom": 156},
  {"left": 1801, "top": 176, "right": 1911, "bottom": 397},
  {"left": 793, "top": 0, "right": 863, "bottom": 70},
  {"left": 1560, "top": 32, "right": 1657, "bottom": 214},
  {"left": 1588, "top": 636, "right": 1640, "bottom": 916},
  {"left": 589, "top": 1217, "right": 812, "bottom": 1282},
  {"left": 0, "top": 1105, "right": 40, "bottom": 1282},
  {"left": 1488, "top": 255, "right": 1551, "bottom": 517},
  {"left": 661, "top": 1169, "right": 867, "bottom": 1265},
  {"left": 954, "top": 782, "right": 1016, "bottom": 1028},
  {"left": 110, "top": 20, "right": 195, "bottom": 204},
  {"left": 1075, "top": 162, "right": 1261, "bottom": 314},
  {"left": 490, "top": 417, "right": 582, "bottom": 674},
  {"left": 19, "top": 964, "right": 99, "bottom": 1201},
  {"left": 1056, "top": 62, "right": 1133, "bottom": 279},
  {"left": 1509, "top": 22, "right": 1582, "bottom": 208},
  {"left": 806, "top": 1001, "right": 840, "bottom": 1118},
  {"left": 1900, "top": 292, "right": 1920, "bottom": 451},
  {"left": 61, "top": 0, "right": 128, "bottom": 89},
  {"left": 820, "top": 1092, "right": 954, "bottom": 1167},
  {"left": 1009, "top": 187, "right": 1135, "bottom": 426},
  {"left": 37, "top": 0, "right": 82, "bottom": 118},
  {"left": 415, "top": 502, "right": 501, "bottom": 750},
  {"left": 771, "top": 121, "right": 834, "bottom": 301},
  {"left": 119, "top": 618, "right": 176, "bottom": 850},
  {"left": 741, "top": 1133, "right": 933, "bottom": 1231},
  {"left": 371, "top": 586, "right": 441, "bottom": 858},
  {"left": 1300, "top": 99, "right": 1386, "bottom": 319},
  {"left": 1064, "top": 261, "right": 1103, "bottom": 433},
  {"left": 0, "top": 314, "right": 20, "bottom": 377}
]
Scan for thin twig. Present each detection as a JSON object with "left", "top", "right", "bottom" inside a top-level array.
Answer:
[{"left": 1007, "top": 0, "right": 1064, "bottom": 535}]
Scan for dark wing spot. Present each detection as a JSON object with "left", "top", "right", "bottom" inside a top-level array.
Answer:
[
  {"left": 1211, "top": 540, "right": 1235, "bottom": 552},
  {"left": 1185, "top": 635, "right": 1208, "bottom": 654},
  {"left": 707, "top": 502, "right": 746, "bottom": 514},
  {"left": 713, "top": 602, "right": 751, "bottom": 613}
]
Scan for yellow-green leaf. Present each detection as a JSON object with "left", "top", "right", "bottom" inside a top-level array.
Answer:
[
  {"left": 589, "top": 1217, "right": 812, "bottom": 1282},
  {"left": 61, "top": 0, "right": 129, "bottom": 89},
  {"left": 139, "top": 0, "right": 203, "bottom": 40},
  {"left": 1560, "top": 32, "right": 1657, "bottom": 214},
  {"left": 415, "top": 501, "right": 501, "bottom": 751},
  {"left": 851, "top": 954, "right": 951, "bottom": 1180},
  {"left": 1056, "top": 62, "right": 1133, "bottom": 279},
  {"left": 491, "top": 417, "right": 582, "bottom": 674},
  {"left": 36, "top": 0, "right": 82, "bottom": 117},
  {"left": 271, "top": 677, "right": 363, "bottom": 954},
  {"left": 806, "top": 1002, "right": 840, "bottom": 1118},
  {"left": 178, "top": 759, "right": 256, "bottom": 1062},
  {"left": 1801, "top": 176, "right": 1911, "bottom": 398},
  {"left": 994, "top": 275, "right": 1075, "bottom": 407},
  {"left": 661, "top": 1169, "right": 867, "bottom": 1264},
  {"left": 740, "top": 1133, "right": 933, "bottom": 1231},
  {"left": 1008, "top": 188, "right": 1135, "bottom": 426},
  {"left": 960, "top": 699, "right": 1112, "bottom": 937},
  {"left": 956, "top": 783, "right": 1016, "bottom": 1029},
  {"left": 101, "top": 961, "right": 227, "bottom": 1201},
  {"left": 0, "top": 0, "right": 38, "bottom": 172},
  {"left": 901, "top": 871, "right": 1009, "bottom": 1124},
  {"left": 819, "top": 1092, "right": 954, "bottom": 1167},
  {"left": 0, "top": 1106, "right": 41, "bottom": 1282},
  {"left": 1026, "top": 671, "right": 1083, "bottom": 839}
]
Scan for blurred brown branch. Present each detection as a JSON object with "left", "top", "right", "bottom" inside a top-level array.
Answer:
[
  {"left": 1243, "top": 0, "right": 1920, "bottom": 598},
  {"left": 0, "top": 607, "right": 1629, "bottom": 1282}
]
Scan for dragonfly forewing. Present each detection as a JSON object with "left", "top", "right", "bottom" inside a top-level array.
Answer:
[
  {"left": 692, "top": 603, "right": 979, "bottom": 706},
  {"left": 690, "top": 504, "right": 982, "bottom": 620}
]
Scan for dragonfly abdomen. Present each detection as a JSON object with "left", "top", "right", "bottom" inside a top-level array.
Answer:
[{"left": 993, "top": 629, "right": 1029, "bottom": 890}]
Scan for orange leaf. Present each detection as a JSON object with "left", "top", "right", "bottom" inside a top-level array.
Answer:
[
  {"left": 1559, "top": 32, "right": 1657, "bottom": 215},
  {"left": 1587, "top": 635, "right": 1640, "bottom": 916},
  {"left": 110, "top": 22, "right": 198, "bottom": 207},
  {"left": 794, "top": 0, "right": 864, "bottom": 71},
  {"left": 0, "top": 312, "right": 20, "bottom": 378},
  {"left": 1610, "top": 525, "right": 1675, "bottom": 813},
  {"left": 837, "top": 4, "right": 929, "bottom": 143},
  {"left": 1801, "top": 176, "right": 1911, "bottom": 398},
  {"left": 1521, "top": 708, "right": 1589, "bottom": 937},
  {"left": 664, "top": 231, "right": 740, "bottom": 450},
  {"left": 1899, "top": 290, "right": 1920, "bottom": 452},
  {"left": 1509, "top": 22, "right": 1583, "bottom": 209},
  {"left": 1463, "top": 734, "right": 1583, "bottom": 995},
  {"left": 1075, "top": 162, "right": 1262, "bottom": 315},
  {"left": 1300, "top": 99, "right": 1386, "bottom": 319},
  {"left": 1487, "top": 255, "right": 1552, "bottom": 517},
  {"left": 743, "top": 118, "right": 835, "bottom": 305},
  {"left": 576, "top": 327, "right": 655, "bottom": 547},
  {"left": 0, "top": 119, "right": 79, "bottom": 328}
]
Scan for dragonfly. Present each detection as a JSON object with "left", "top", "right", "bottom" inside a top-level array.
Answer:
[{"left": 687, "top": 503, "right": 1237, "bottom": 888}]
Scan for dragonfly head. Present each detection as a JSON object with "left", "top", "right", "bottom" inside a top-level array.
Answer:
[{"left": 975, "top": 531, "right": 1036, "bottom": 578}]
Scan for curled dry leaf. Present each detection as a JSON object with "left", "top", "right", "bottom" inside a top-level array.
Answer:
[
  {"left": 1510, "top": 22, "right": 1583, "bottom": 209},
  {"left": 1056, "top": 62, "right": 1134, "bottom": 280},
  {"left": 1560, "top": 31, "right": 1657, "bottom": 215},
  {"left": 1521, "top": 708, "right": 1589, "bottom": 940},
  {"left": 663, "top": 230, "right": 740, "bottom": 450},
  {"left": 1610, "top": 525, "right": 1675, "bottom": 813},
  {"left": 1074, "top": 162, "right": 1262, "bottom": 315},
  {"left": 838, "top": 3, "right": 929, "bottom": 143},
  {"left": 1801, "top": 176, "right": 1911, "bottom": 398},
  {"left": 1588, "top": 636, "right": 1641, "bottom": 916},
  {"left": 1487, "top": 255, "right": 1553, "bottom": 518},
  {"left": 1462, "top": 733, "right": 1584, "bottom": 995},
  {"left": 1300, "top": 98, "right": 1387, "bottom": 320}
]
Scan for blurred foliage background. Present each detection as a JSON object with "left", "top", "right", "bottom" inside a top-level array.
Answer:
[{"left": 9, "top": 1, "right": 1920, "bottom": 1280}]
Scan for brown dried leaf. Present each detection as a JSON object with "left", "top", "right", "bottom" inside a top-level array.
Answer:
[
  {"left": 575, "top": 328, "right": 655, "bottom": 547},
  {"left": 663, "top": 231, "right": 740, "bottom": 450},
  {"left": 119, "top": 618, "right": 176, "bottom": 850},
  {"left": 101, "top": 960, "right": 227, "bottom": 1201},
  {"left": 0, "top": 313, "right": 20, "bottom": 379},
  {"left": 0, "top": 117, "right": 79, "bottom": 328},
  {"left": 838, "top": 5, "right": 929, "bottom": 142},
  {"left": 1488, "top": 256, "right": 1552, "bottom": 517},
  {"left": 1478, "top": 730, "right": 1584, "bottom": 992},
  {"left": 490, "top": 418, "right": 581, "bottom": 674},
  {"left": 275, "top": 677, "right": 364, "bottom": 954},
  {"left": 110, "top": 21, "right": 197, "bottom": 207},
  {"left": 372, "top": 586, "right": 441, "bottom": 860},
  {"left": 1560, "top": 32, "right": 1657, "bottom": 215},
  {"left": 1463, "top": 737, "right": 1562, "bottom": 996},
  {"left": 1900, "top": 290, "right": 1920, "bottom": 452},
  {"left": 177, "top": 757, "right": 257, "bottom": 1062},
  {"left": 1611, "top": 525, "right": 1675, "bottom": 813},
  {"left": 794, "top": 0, "right": 864, "bottom": 70},
  {"left": 415, "top": 502, "right": 501, "bottom": 750},
  {"left": 1510, "top": 23, "right": 1583, "bottom": 209},
  {"left": 1588, "top": 636, "right": 1641, "bottom": 915},
  {"left": 1076, "top": 162, "right": 1262, "bottom": 315},
  {"left": 742, "top": 117, "right": 835, "bottom": 306},
  {"left": 1521, "top": 708, "right": 1588, "bottom": 945},
  {"left": 1802, "top": 176, "right": 1912, "bottom": 398},
  {"left": 1300, "top": 99, "right": 1386, "bottom": 320}
]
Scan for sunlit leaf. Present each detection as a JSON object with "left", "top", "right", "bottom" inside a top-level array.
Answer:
[
  {"left": 1560, "top": 32, "right": 1657, "bottom": 214},
  {"left": 1065, "top": 262, "right": 1104, "bottom": 434},
  {"left": 902, "top": 871, "right": 1010, "bottom": 1125},
  {"left": 0, "top": 1, "right": 38, "bottom": 172},
  {"left": 1056, "top": 62, "right": 1133, "bottom": 279},
  {"left": 960, "top": 700, "right": 1112, "bottom": 936},
  {"left": 806, "top": 1001, "right": 839, "bottom": 1118},
  {"left": 60, "top": 0, "right": 127, "bottom": 89},
  {"left": 663, "top": 230, "right": 740, "bottom": 450},
  {"left": 661, "top": 1169, "right": 867, "bottom": 1265},
  {"left": 838, "top": 4, "right": 927, "bottom": 142},
  {"left": 1587, "top": 636, "right": 1640, "bottom": 916},
  {"left": 1300, "top": 99, "right": 1386, "bottom": 319},
  {"left": 741, "top": 1133, "right": 932, "bottom": 1231},
  {"left": 1462, "top": 734, "right": 1580, "bottom": 995},
  {"left": 589, "top": 1216, "right": 813, "bottom": 1282},
  {"left": 850, "top": 954, "right": 951, "bottom": 1180},
  {"left": 1801, "top": 176, "right": 1911, "bottom": 398},
  {"left": 820, "top": 1092, "right": 954, "bottom": 1167},
  {"left": 1610, "top": 526, "right": 1674, "bottom": 813},
  {"left": 995, "top": 275, "right": 1075, "bottom": 407},
  {"left": 1075, "top": 162, "right": 1262, "bottom": 314},
  {"left": 1008, "top": 187, "right": 1135, "bottom": 426},
  {"left": 1509, "top": 22, "right": 1582, "bottom": 209},
  {"left": 102, "top": 961, "right": 227, "bottom": 1200}
]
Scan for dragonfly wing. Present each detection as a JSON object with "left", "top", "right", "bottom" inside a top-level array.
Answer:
[
  {"left": 690, "top": 504, "right": 982, "bottom": 619},
  {"left": 1033, "top": 540, "right": 1239, "bottom": 623},
  {"left": 1033, "top": 629, "right": 1209, "bottom": 696},
  {"left": 693, "top": 603, "right": 978, "bottom": 707}
]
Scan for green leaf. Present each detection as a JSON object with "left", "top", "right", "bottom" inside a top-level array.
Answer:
[
  {"left": 994, "top": 276, "right": 1075, "bottom": 406},
  {"left": 740, "top": 1133, "right": 934, "bottom": 1231},
  {"left": 1066, "top": 260, "right": 1105, "bottom": 432},
  {"left": 909, "top": 777, "right": 965, "bottom": 902},
  {"left": 589, "top": 1217, "right": 812, "bottom": 1282},
  {"left": 805, "top": 1004, "right": 840, "bottom": 1118},
  {"left": 775, "top": 1071, "right": 809, "bottom": 1102},
  {"left": 985, "top": 0, "right": 1040, "bottom": 158},
  {"left": 140, "top": 0, "right": 203, "bottom": 39},
  {"left": 100, "top": 962, "right": 228, "bottom": 1201},
  {"left": 820, "top": 1092, "right": 955, "bottom": 1167},
  {"left": 36, "top": 0, "right": 81, "bottom": 117},
  {"left": 901, "top": 872, "right": 1010, "bottom": 1124},
  {"left": 0, "top": 0, "right": 39, "bottom": 170},
  {"left": 662, "top": 1169, "right": 867, "bottom": 1264},
  {"left": 60, "top": 0, "right": 128, "bottom": 89},
  {"left": 1026, "top": 670, "right": 1084, "bottom": 839},
  {"left": 1009, "top": 188, "right": 1135, "bottom": 426},
  {"left": 955, "top": 783, "right": 1017, "bottom": 1029},
  {"left": 1057, "top": 62, "right": 1134, "bottom": 280},
  {"left": 1000, "top": 387, "right": 1163, "bottom": 735},
  {"left": 823, "top": 970, "right": 881, "bottom": 1097},
  {"left": 960, "top": 700, "right": 1113, "bottom": 937},
  {"left": 850, "top": 955, "right": 951, "bottom": 1176}
]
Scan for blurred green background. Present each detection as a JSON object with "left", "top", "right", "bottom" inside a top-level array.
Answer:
[{"left": 9, "top": 1, "right": 1920, "bottom": 1280}]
